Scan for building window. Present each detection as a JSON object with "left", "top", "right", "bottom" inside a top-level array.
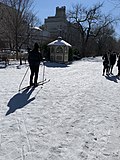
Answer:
[{"left": 56, "top": 46, "right": 63, "bottom": 53}]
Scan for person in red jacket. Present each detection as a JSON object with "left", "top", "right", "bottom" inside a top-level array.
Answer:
[{"left": 28, "top": 43, "right": 42, "bottom": 86}]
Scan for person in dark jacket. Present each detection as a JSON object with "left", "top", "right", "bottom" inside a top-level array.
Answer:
[
  {"left": 109, "top": 52, "right": 116, "bottom": 74},
  {"left": 117, "top": 55, "right": 120, "bottom": 76},
  {"left": 28, "top": 43, "right": 42, "bottom": 86},
  {"left": 102, "top": 52, "right": 110, "bottom": 76}
]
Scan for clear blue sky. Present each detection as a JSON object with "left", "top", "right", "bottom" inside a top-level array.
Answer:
[{"left": 33, "top": 0, "right": 120, "bottom": 38}]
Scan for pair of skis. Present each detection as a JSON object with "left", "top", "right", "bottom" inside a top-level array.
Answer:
[{"left": 19, "top": 79, "right": 50, "bottom": 91}]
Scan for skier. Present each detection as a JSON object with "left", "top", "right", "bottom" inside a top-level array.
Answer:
[
  {"left": 28, "top": 43, "right": 42, "bottom": 87},
  {"left": 109, "top": 51, "right": 116, "bottom": 74},
  {"left": 117, "top": 55, "right": 120, "bottom": 77},
  {"left": 102, "top": 52, "right": 110, "bottom": 76}
]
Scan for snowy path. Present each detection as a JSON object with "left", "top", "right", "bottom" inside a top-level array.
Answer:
[{"left": 0, "top": 57, "right": 120, "bottom": 160}]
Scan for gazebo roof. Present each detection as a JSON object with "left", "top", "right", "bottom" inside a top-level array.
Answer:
[
  {"left": 48, "top": 37, "right": 72, "bottom": 47},
  {"left": 31, "top": 26, "right": 42, "bottom": 31}
]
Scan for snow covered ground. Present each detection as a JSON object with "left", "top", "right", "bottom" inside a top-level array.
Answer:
[{"left": 0, "top": 57, "right": 120, "bottom": 160}]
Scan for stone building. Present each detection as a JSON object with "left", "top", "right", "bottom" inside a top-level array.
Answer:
[
  {"left": 29, "top": 27, "right": 51, "bottom": 48},
  {"left": 44, "top": 6, "right": 80, "bottom": 50},
  {"left": 44, "top": 6, "right": 67, "bottom": 40},
  {"left": 0, "top": 3, "right": 80, "bottom": 54}
]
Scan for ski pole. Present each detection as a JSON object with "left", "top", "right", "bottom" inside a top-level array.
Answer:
[
  {"left": 42, "top": 61, "right": 45, "bottom": 81},
  {"left": 18, "top": 66, "right": 29, "bottom": 91},
  {"left": 39, "top": 63, "right": 43, "bottom": 81}
]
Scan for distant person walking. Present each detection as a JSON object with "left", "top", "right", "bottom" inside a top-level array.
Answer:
[
  {"left": 102, "top": 52, "right": 110, "bottom": 76},
  {"left": 109, "top": 51, "right": 116, "bottom": 74},
  {"left": 117, "top": 55, "right": 120, "bottom": 77},
  {"left": 28, "top": 43, "right": 42, "bottom": 86}
]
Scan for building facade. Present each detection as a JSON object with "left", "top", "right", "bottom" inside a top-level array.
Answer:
[
  {"left": 29, "top": 27, "right": 51, "bottom": 48},
  {"left": 0, "top": 3, "right": 80, "bottom": 54},
  {"left": 44, "top": 6, "right": 67, "bottom": 40},
  {"left": 44, "top": 6, "right": 80, "bottom": 50}
]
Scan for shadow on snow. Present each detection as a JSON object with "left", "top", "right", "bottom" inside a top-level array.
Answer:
[
  {"left": 44, "top": 61, "right": 70, "bottom": 68},
  {"left": 105, "top": 75, "right": 119, "bottom": 83},
  {"left": 6, "top": 87, "right": 35, "bottom": 116}
]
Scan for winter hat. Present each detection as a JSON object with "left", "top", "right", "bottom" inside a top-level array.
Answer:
[{"left": 34, "top": 43, "right": 39, "bottom": 49}]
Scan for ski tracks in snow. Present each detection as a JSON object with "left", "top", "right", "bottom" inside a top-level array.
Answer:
[{"left": 0, "top": 58, "right": 120, "bottom": 160}]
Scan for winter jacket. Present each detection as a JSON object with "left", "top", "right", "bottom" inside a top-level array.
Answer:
[
  {"left": 28, "top": 49, "right": 42, "bottom": 66},
  {"left": 102, "top": 54, "right": 109, "bottom": 67},
  {"left": 117, "top": 57, "right": 120, "bottom": 70},
  {"left": 110, "top": 53, "right": 116, "bottom": 65}
]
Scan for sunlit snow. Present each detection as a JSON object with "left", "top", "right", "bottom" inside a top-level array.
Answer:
[{"left": 0, "top": 57, "right": 120, "bottom": 160}]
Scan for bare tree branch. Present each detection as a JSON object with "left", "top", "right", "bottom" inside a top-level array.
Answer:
[{"left": 67, "top": 2, "right": 115, "bottom": 55}]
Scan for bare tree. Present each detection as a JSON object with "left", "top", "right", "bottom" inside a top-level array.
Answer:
[
  {"left": 108, "top": 0, "right": 120, "bottom": 5},
  {"left": 1, "top": 0, "right": 39, "bottom": 59},
  {"left": 67, "top": 3, "right": 115, "bottom": 56},
  {"left": 95, "top": 25, "right": 116, "bottom": 55}
]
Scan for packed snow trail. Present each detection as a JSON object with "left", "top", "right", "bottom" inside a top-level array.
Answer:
[{"left": 0, "top": 57, "right": 120, "bottom": 160}]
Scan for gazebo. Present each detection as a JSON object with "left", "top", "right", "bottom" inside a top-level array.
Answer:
[{"left": 48, "top": 37, "right": 72, "bottom": 63}]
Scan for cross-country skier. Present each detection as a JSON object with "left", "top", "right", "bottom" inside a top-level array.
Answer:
[{"left": 28, "top": 43, "right": 42, "bottom": 87}]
